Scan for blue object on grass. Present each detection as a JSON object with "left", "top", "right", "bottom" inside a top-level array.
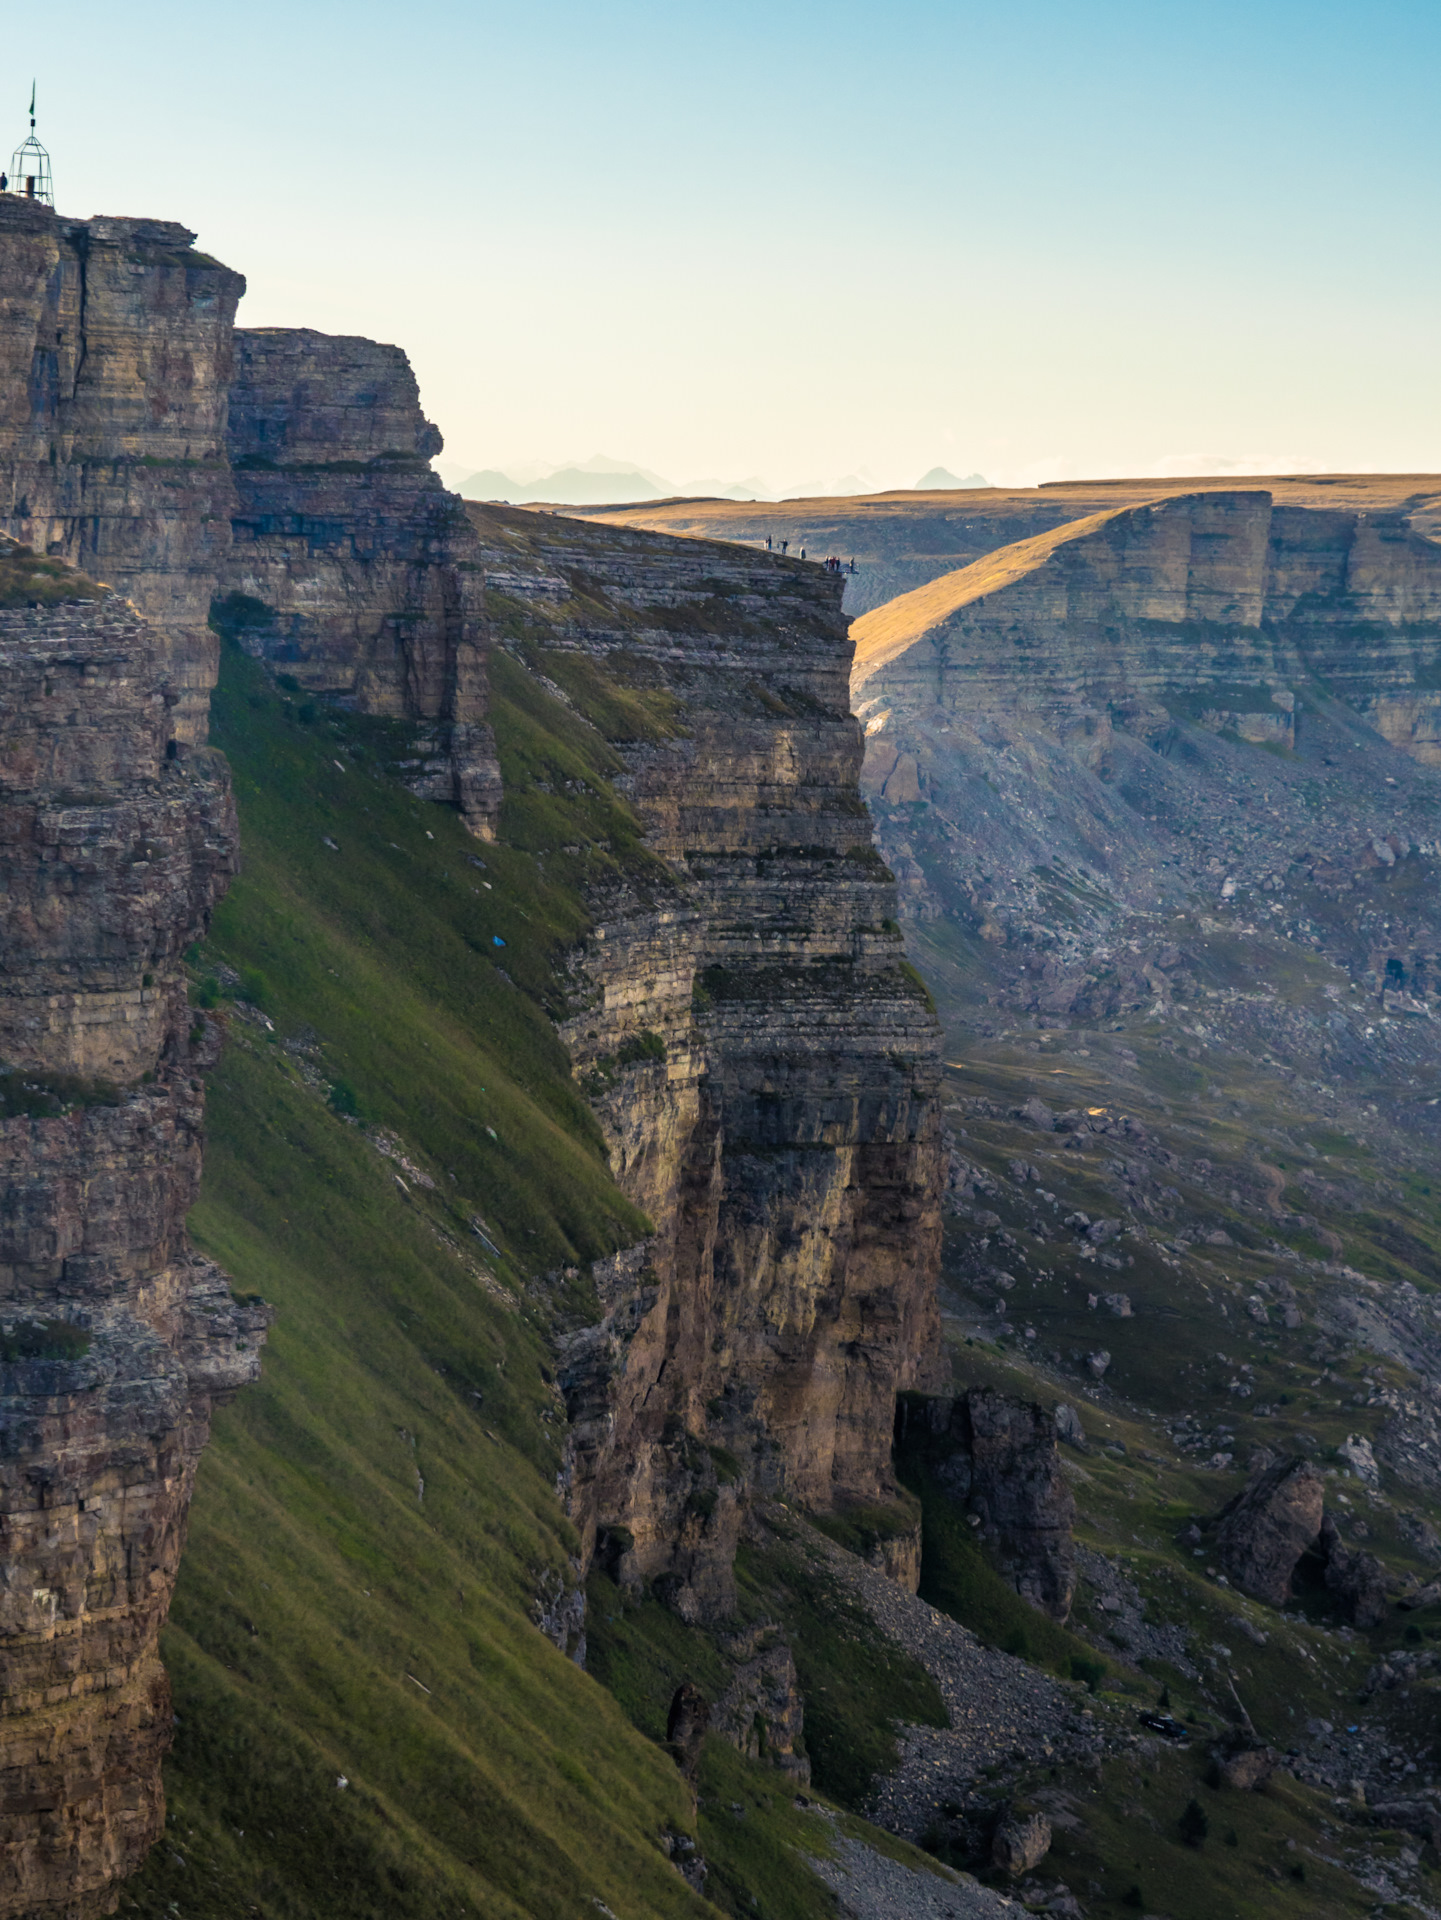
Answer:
[{"left": 493, "top": 935, "right": 506, "bottom": 947}]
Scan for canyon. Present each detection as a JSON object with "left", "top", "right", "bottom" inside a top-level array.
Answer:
[{"left": 6, "top": 185, "right": 1441, "bottom": 1920}]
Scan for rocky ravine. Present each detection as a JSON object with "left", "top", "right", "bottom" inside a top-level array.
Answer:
[{"left": 0, "top": 551, "right": 267, "bottom": 1919}]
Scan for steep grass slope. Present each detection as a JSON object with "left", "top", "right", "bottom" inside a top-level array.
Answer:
[{"left": 118, "top": 640, "right": 858, "bottom": 1919}]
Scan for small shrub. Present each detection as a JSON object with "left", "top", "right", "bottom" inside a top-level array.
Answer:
[
  {"left": 1070, "top": 1656, "right": 1105, "bottom": 1693},
  {"left": 616, "top": 1030, "right": 666, "bottom": 1067},
  {"left": 327, "top": 1079, "right": 365, "bottom": 1120},
  {"left": 1179, "top": 1798, "right": 1209, "bottom": 1849},
  {"left": 238, "top": 968, "right": 272, "bottom": 1009},
  {"left": 0, "top": 1320, "right": 91, "bottom": 1363},
  {"left": 195, "top": 976, "right": 222, "bottom": 1009}
]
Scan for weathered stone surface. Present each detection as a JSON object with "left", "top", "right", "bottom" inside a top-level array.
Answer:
[
  {"left": 991, "top": 1809, "right": 1051, "bottom": 1874},
  {"left": 665, "top": 1682, "right": 709, "bottom": 1784},
  {"left": 896, "top": 1389, "right": 1075, "bottom": 1621},
  {"left": 1216, "top": 1741, "right": 1279, "bottom": 1791},
  {"left": 222, "top": 330, "right": 499, "bottom": 835},
  {"left": 713, "top": 1625, "right": 810, "bottom": 1782},
  {"left": 0, "top": 570, "right": 266, "bottom": 1919},
  {"left": 0, "top": 201, "right": 245, "bottom": 747},
  {"left": 852, "top": 489, "right": 1441, "bottom": 768},
  {"left": 1320, "top": 1514, "right": 1391, "bottom": 1629},
  {"left": 472, "top": 512, "right": 945, "bottom": 1622},
  {"left": 1214, "top": 1456, "right": 1324, "bottom": 1605}
]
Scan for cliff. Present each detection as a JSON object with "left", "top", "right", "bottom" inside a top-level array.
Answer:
[
  {"left": 0, "top": 551, "right": 266, "bottom": 1918},
  {"left": 0, "top": 201, "right": 245, "bottom": 747},
  {"left": 571, "top": 470, "right": 1441, "bottom": 617},
  {"left": 852, "top": 489, "right": 1441, "bottom": 764},
  {"left": 0, "top": 200, "right": 499, "bottom": 837},
  {"left": 461, "top": 506, "right": 947, "bottom": 1620},
  {"left": 222, "top": 329, "right": 500, "bottom": 835}
]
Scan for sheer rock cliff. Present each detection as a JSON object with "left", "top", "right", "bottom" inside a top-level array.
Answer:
[
  {"left": 0, "top": 559, "right": 267, "bottom": 1919},
  {"left": 0, "top": 201, "right": 245, "bottom": 749},
  {"left": 0, "top": 198, "right": 499, "bottom": 838},
  {"left": 222, "top": 328, "right": 500, "bottom": 835},
  {"left": 463, "top": 507, "right": 948, "bottom": 1621},
  {"left": 852, "top": 489, "right": 1441, "bottom": 764}
]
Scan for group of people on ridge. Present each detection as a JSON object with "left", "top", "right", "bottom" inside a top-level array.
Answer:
[{"left": 762, "top": 535, "right": 857, "bottom": 574}]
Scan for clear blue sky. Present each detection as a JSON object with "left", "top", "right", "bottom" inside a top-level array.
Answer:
[{"left": 19, "top": 0, "right": 1441, "bottom": 489}]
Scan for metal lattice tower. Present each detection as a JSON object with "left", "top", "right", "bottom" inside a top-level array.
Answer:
[{"left": 8, "top": 83, "right": 51, "bottom": 206}]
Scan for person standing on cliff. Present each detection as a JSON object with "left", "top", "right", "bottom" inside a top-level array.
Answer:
[{"left": 766, "top": 535, "right": 772, "bottom": 549}]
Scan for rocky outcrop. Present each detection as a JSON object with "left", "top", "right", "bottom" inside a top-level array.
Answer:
[
  {"left": 991, "top": 1809, "right": 1052, "bottom": 1875},
  {"left": 1214, "top": 1456, "right": 1325, "bottom": 1605},
  {"left": 713, "top": 1625, "right": 810, "bottom": 1782},
  {"left": 896, "top": 1389, "right": 1076, "bottom": 1622},
  {"left": 0, "top": 555, "right": 267, "bottom": 1919},
  {"left": 0, "top": 200, "right": 245, "bottom": 747},
  {"left": 1320, "top": 1514, "right": 1390, "bottom": 1628},
  {"left": 221, "top": 329, "right": 500, "bottom": 835},
  {"left": 464, "top": 509, "right": 944, "bottom": 1621}
]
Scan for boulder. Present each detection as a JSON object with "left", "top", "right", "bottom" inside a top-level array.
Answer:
[
  {"left": 1214, "top": 1456, "right": 1324, "bottom": 1604},
  {"left": 1336, "top": 1433, "right": 1381, "bottom": 1486},
  {"left": 1320, "top": 1514, "right": 1390, "bottom": 1628},
  {"left": 666, "top": 1682, "right": 710, "bottom": 1782},
  {"left": 1216, "top": 1739, "right": 1279, "bottom": 1790},
  {"left": 1054, "top": 1403, "right": 1088, "bottom": 1451},
  {"left": 992, "top": 1811, "right": 1052, "bottom": 1875}
]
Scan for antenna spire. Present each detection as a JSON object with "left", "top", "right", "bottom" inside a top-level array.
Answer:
[{"left": 28, "top": 82, "right": 34, "bottom": 131}]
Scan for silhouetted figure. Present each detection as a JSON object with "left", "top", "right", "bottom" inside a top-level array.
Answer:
[
  {"left": 781, "top": 540, "right": 788, "bottom": 554},
  {"left": 0, "top": 174, "right": 8, "bottom": 192},
  {"left": 849, "top": 556, "right": 856, "bottom": 573},
  {"left": 766, "top": 535, "right": 772, "bottom": 549},
  {"left": 799, "top": 547, "right": 806, "bottom": 560},
  {"left": 667, "top": 1682, "right": 710, "bottom": 1783}
]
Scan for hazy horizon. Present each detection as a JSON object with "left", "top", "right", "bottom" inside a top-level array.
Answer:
[{"left": 23, "top": 0, "right": 1441, "bottom": 490}]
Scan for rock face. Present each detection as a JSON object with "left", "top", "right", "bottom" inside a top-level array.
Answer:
[
  {"left": 714, "top": 1626, "right": 810, "bottom": 1782},
  {"left": 0, "top": 201, "right": 500, "bottom": 839},
  {"left": 1214, "top": 1456, "right": 1325, "bottom": 1604},
  {"left": 897, "top": 1389, "right": 1076, "bottom": 1622},
  {"left": 1320, "top": 1514, "right": 1390, "bottom": 1628},
  {"left": 0, "top": 557, "right": 267, "bottom": 1919},
  {"left": 468, "top": 510, "right": 945, "bottom": 1621},
  {"left": 852, "top": 490, "right": 1441, "bottom": 766},
  {"left": 222, "top": 329, "right": 500, "bottom": 835},
  {"left": 0, "top": 200, "right": 245, "bottom": 748}
]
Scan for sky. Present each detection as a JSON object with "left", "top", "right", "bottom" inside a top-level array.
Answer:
[{"left": 17, "top": 0, "right": 1441, "bottom": 492}]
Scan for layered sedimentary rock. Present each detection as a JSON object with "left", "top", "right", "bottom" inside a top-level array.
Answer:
[
  {"left": 222, "top": 329, "right": 500, "bottom": 834},
  {"left": 852, "top": 490, "right": 1441, "bottom": 765},
  {"left": 465, "top": 508, "right": 945, "bottom": 1620},
  {"left": 0, "top": 554, "right": 267, "bottom": 1918},
  {"left": 0, "top": 200, "right": 245, "bottom": 746}
]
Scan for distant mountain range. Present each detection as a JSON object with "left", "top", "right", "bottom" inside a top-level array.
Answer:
[
  {"left": 439, "top": 454, "right": 992, "bottom": 507},
  {"left": 914, "top": 466, "right": 990, "bottom": 489}
]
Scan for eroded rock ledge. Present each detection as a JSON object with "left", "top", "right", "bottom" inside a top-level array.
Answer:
[{"left": 0, "top": 572, "right": 267, "bottom": 1919}]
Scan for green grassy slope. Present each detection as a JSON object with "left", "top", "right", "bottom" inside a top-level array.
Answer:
[{"left": 118, "top": 640, "right": 846, "bottom": 1918}]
